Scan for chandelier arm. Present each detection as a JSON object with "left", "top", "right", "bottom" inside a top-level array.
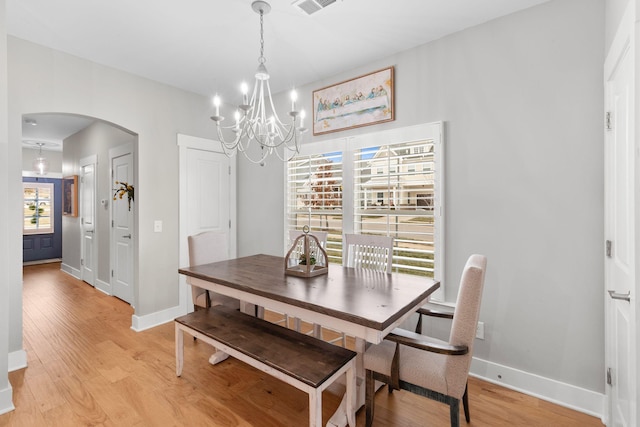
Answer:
[{"left": 215, "top": 125, "right": 243, "bottom": 151}]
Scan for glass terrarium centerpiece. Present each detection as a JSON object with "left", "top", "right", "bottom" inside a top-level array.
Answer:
[{"left": 285, "top": 226, "right": 328, "bottom": 277}]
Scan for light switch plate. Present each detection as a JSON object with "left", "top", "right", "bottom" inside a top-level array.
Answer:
[{"left": 154, "top": 220, "right": 162, "bottom": 232}]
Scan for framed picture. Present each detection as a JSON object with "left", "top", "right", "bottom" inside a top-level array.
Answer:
[
  {"left": 62, "top": 175, "right": 78, "bottom": 217},
  {"left": 313, "top": 66, "right": 394, "bottom": 135}
]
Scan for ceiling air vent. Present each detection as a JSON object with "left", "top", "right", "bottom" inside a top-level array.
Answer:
[{"left": 292, "top": 0, "right": 337, "bottom": 15}]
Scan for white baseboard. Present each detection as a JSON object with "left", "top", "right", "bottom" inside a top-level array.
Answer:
[
  {"left": 0, "top": 384, "right": 14, "bottom": 416},
  {"left": 131, "top": 305, "right": 186, "bottom": 332},
  {"left": 95, "top": 279, "right": 111, "bottom": 295},
  {"left": 8, "top": 350, "right": 27, "bottom": 372},
  {"left": 470, "top": 357, "right": 604, "bottom": 419},
  {"left": 60, "top": 263, "right": 81, "bottom": 279},
  {"left": 22, "top": 258, "right": 62, "bottom": 266}
]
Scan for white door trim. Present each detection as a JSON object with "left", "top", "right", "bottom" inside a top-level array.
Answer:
[
  {"left": 603, "top": 1, "right": 637, "bottom": 425},
  {"left": 177, "top": 134, "right": 237, "bottom": 314}
]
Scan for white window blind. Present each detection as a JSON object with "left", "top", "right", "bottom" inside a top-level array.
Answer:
[
  {"left": 23, "top": 182, "right": 54, "bottom": 234},
  {"left": 286, "top": 151, "right": 343, "bottom": 264},
  {"left": 354, "top": 140, "right": 436, "bottom": 277},
  {"left": 285, "top": 123, "right": 444, "bottom": 295}
]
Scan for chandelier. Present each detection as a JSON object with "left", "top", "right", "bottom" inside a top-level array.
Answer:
[
  {"left": 210, "top": 1, "right": 307, "bottom": 165},
  {"left": 32, "top": 142, "right": 49, "bottom": 175}
]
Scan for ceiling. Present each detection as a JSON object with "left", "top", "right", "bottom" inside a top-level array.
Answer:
[{"left": 10, "top": 0, "right": 550, "bottom": 149}]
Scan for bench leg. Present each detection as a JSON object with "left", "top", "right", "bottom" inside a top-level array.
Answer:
[
  {"left": 175, "top": 323, "right": 184, "bottom": 377},
  {"left": 309, "top": 389, "right": 322, "bottom": 427},
  {"left": 208, "top": 350, "right": 229, "bottom": 365},
  {"left": 346, "top": 362, "right": 356, "bottom": 427}
]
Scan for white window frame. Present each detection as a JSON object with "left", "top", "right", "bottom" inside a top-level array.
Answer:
[
  {"left": 285, "top": 122, "right": 444, "bottom": 300},
  {"left": 23, "top": 182, "right": 55, "bottom": 235}
]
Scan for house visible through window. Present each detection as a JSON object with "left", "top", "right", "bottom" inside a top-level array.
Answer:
[
  {"left": 286, "top": 151, "right": 343, "bottom": 263},
  {"left": 23, "top": 182, "right": 54, "bottom": 234},
  {"left": 286, "top": 123, "right": 444, "bottom": 291},
  {"left": 354, "top": 139, "right": 438, "bottom": 277}
]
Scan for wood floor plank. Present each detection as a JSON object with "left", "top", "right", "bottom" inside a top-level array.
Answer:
[{"left": 0, "top": 263, "right": 605, "bottom": 426}]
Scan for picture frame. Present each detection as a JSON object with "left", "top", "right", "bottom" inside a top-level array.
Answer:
[
  {"left": 313, "top": 66, "right": 394, "bottom": 135},
  {"left": 62, "top": 175, "right": 78, "bottom": 217}
]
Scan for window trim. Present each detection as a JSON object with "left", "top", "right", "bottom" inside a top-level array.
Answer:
[{"left": 285, "top": 122, "right": 445, "bottom": 300}]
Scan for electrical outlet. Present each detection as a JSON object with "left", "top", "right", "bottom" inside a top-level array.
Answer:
[{"left": 476, "top": 321, "right": 485, "bottom": 340}]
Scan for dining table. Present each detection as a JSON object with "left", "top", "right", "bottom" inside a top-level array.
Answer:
[{"left": 179, "top": 253, "right": 440, "bottom": 427}]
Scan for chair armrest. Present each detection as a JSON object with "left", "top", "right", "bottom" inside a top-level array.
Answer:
[
  {"left": 414, "top": 306, "right": 454, "bottom": 333},
  {"left": 386, "top": 328, "right": 468, "bottom": 355},
  {"left": 416, "top": 307, "right": 454, "bottom": 319}
]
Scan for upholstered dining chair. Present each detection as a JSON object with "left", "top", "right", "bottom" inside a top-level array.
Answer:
[
  {"left": 363, "top": 254, "right": 487, "bottom": 427},
  {"left": 321, "top": 233, "right": 394, "bottom": 346},
  {"left": 187, "top": 231, "right": 241, "bottom": 364}
]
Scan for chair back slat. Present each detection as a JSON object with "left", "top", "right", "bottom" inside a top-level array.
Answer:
[{"left": 343, "top": 234, "right": 393, "bottom": 273}]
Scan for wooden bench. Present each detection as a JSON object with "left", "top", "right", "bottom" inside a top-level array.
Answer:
[{"left": 175, "top": 305, "right": 357, "bottom": 427}]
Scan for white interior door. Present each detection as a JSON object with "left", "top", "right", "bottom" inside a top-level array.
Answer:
[
  {"left": 80, "top": 156, "right": 97, "bottom": 286},
  {"left": 110, "top": 144, "right": 134, "bottom": 305},
  {"left": 178, "top": 134, "right": 235, "bottom": 313},
  {"left": 604, "top": 6, "right": 636, "bottom": 426}
]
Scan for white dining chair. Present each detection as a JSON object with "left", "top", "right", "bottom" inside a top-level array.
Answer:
[
  {"left": 343, "top": 233, "right": 394, "bottom": 273},
  {"left": 187, "top": 231, "right": 240, "bottom": 364},
  {"left": 322, "top": 233, "right": 394, "bottom": 346}
]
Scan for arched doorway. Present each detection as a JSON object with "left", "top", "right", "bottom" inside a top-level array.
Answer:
[{"left": 21, "top": 112, "right": 138, "bottom": 305}]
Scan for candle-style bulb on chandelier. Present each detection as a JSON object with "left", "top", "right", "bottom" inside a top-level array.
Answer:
[{"left": 210, "top": 1, "right": 307, "bottom": 165}]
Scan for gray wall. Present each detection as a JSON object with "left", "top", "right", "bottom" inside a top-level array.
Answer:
[
  {"left": 62, "top": 121, "right": 136, "bottom": 286},
  {"left": 239, "top": 0, "right": 605, "bottom": 393},
  {"left": 7, "top": 37, "right": 215, "bottom": 358}
]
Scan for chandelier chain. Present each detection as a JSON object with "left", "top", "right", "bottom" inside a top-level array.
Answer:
[{"left": 259, "top": 11, "right": 265, "bottom": 64}]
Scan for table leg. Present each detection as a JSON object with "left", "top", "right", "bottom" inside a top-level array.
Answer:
[
  {"left": 175, "top": 323, "right": 184, "bottom": 376},
  {"left": 326, "top": 338, "right": 366, "bottom": 427},
  {"left": 206, "top": 300, "right": 255, "bottom": 365}
]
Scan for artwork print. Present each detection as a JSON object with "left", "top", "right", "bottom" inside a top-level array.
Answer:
[{"left": 313, "top": 67, "right": 394, "bottom": 135}]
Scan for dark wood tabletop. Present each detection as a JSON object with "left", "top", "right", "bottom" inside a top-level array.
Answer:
[{"left": 179, "top": 254, "right": 440, "bottom": 333}]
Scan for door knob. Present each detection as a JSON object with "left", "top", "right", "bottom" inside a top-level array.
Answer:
[
  {"left": 123, "top": 234, "right": 131, "bottom": 239},
  {"left": 607, "top": 290, "right": 631, "bottom": 302}
]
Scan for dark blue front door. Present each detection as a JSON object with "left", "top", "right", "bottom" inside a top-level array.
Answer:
[{"left": 23, "top": 177, "right": 63, "bottom": 262}]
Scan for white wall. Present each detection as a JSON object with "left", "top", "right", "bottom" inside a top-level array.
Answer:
[
  {"left": 239, "top": 0, "right": 605, "bottom": 399},
  {"left": 0, "top": 0, "right": 15, "bottom": 416},
  {"left": 7, "top": 37, "right": 217, "bottom": 356}
]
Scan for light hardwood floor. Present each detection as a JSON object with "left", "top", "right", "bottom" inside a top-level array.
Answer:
[{"left": 1, "top": 263, "right": 604, "bottom": 426}]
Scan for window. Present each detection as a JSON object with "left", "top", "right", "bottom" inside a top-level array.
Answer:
[
  {"left": 23, "top": 182, "right": 54, "bottom": 234},
  {"left": 286, "top": 151, "right": 343, "bottom": 264},
  {"left": 286, "top": 123, "right": 444, "bottom": 296},
  {"left": 354, "top": 140, "right": 437, "bottom": 277}
]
